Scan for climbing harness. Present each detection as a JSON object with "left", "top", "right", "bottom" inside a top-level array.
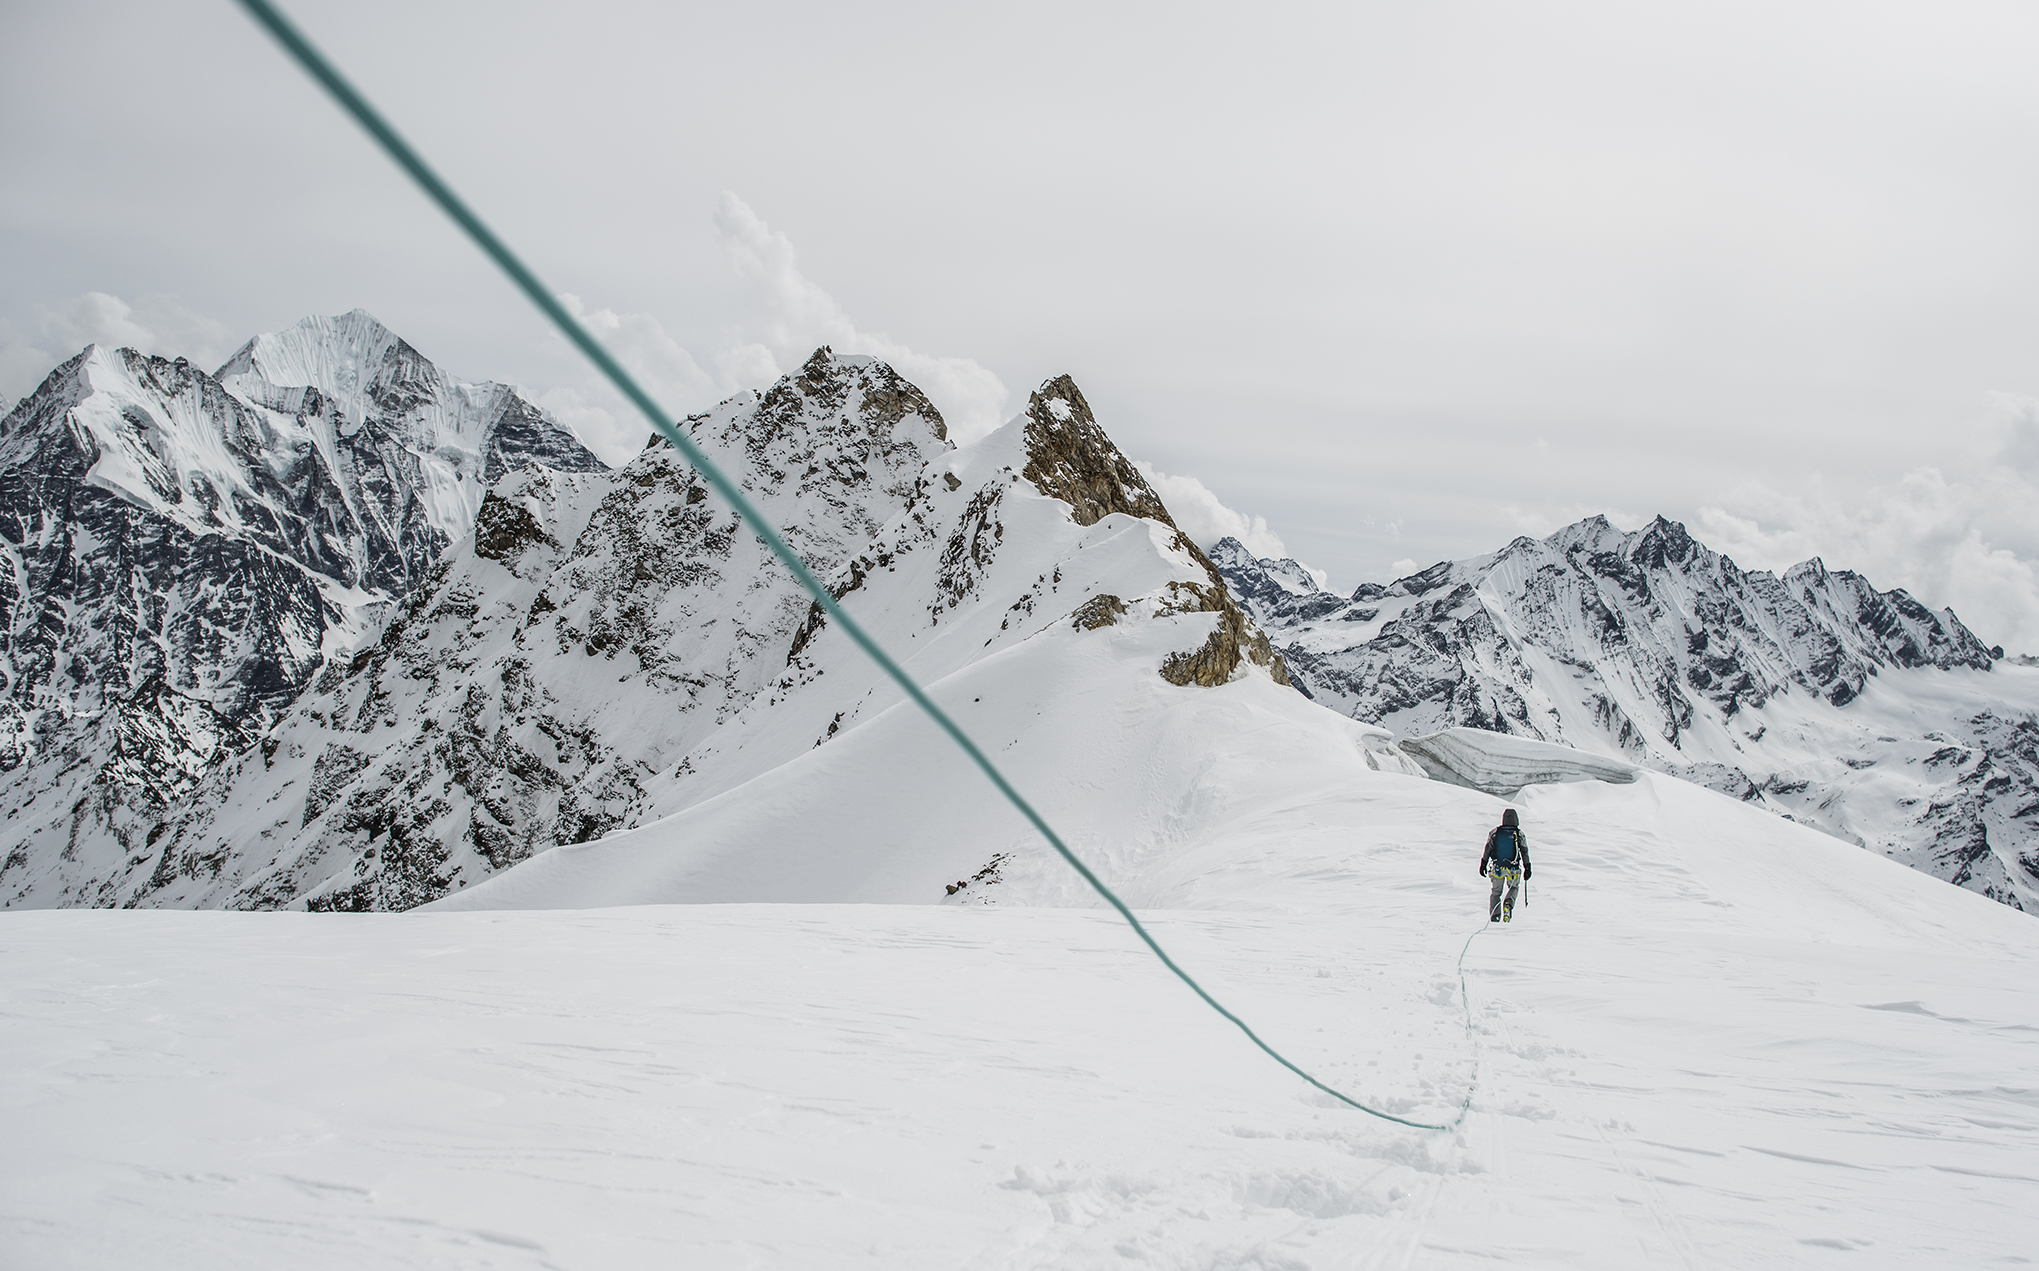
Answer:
[{"left": 233, "top": 0, "right": 1487, "bottom": 1132}]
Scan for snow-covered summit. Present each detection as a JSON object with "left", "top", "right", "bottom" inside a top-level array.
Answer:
[
  {"left": 1209, "top": 536, "right": 1322, "bottom": 601},
  {"left": 1216, "top": 516, "right": 2036, "bottom": 910},
  {"left": 216, "top": 308, "right": 603, "bottom": 538}
]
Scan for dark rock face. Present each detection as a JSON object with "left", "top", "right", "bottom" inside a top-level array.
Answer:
[
  {"left": 1158, "top": 600, "right": 1287, "bottom": 689},
  {"left": 1020, "top": 377, "right": 1174, "bottom": 529},
  {"left": 1013, "top": 379, "right": 1290, "bottom": 689},
  {"left": 1070, "top": 594, "right": 1127, "bottom": 630},
  {"left": 1213, "top": 518, "right": 2034, "bottom": 911},
  {"left": 0, "top": 313, "right": 606, "bottom": 908}
]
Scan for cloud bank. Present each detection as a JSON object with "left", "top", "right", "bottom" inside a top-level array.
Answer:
[
  {"left": 1698, "top": 394, "right": 2039, "bottom": 653},
  {"left": 1133, "top": 460, "right": 1330, "bottom": 590},
  {"left": 546, "top": 194, "right": 1010, "bottom": 460},
  {"left": 711, "top": 194, "right": 1010, "bottom": 442},
  {"left": 1, "top": 292, "right": 235, "bottom": 405}
]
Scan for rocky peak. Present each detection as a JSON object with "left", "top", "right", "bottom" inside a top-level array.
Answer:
[
  {"left": 1209, "top": 537, "right": 1326, "bottom": 617},
  {"left": 683, "top": 347, "right": 950, "bottom": 524},
  {"left": 1, "top": 346, "right": 92, "bottom": 450},
  {"left": 1207, "top": 537, "right": 1258, "bottom": 571},
  {"left": 214, "top": 309, "right": 605, "bottom": 540},
  {"left": 1019, "top": 375, "right": 1174, "bottom": 529},
  {"left": 216, "top": 309, "right": 404, "bottom": 409},
  {"left": 998, "top": 384, "right": 1292, "bottom": 691},
  {"left": 1548, "top": 514, "right": 1627, "bottom": 558},
  {"left": 1629, "top": 515, "right": 1701, "bottom": 569}
]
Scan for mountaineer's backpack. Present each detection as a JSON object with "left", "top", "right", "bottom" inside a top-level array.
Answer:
[{"left": 1491, "top": 825, "right": 1521, "bottom": 866}]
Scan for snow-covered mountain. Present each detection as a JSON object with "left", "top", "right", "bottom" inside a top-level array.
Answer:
[
  {"left": 8, "top": 354, "right": 2035, "bottom": 1265},
  {"left": 0, "top": 312, "right": 604, "bottom": 904},
  {"left": 3, "top": 351, "right": 1289, "bottom": 909},
  {"left": 1212, "top": 519, "right": 2039, "bottom": 910}
]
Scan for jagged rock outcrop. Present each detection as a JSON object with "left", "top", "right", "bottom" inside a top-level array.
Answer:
[
  {"left": 1019, "top": 376, "right": 1174, "bottom": 528},
  {"left": 0, "top": 312, "right": 604, "bottom": 907},
  {"left": 1016, "top": 378, "right": 1288, "bottom": 688},
  {"left": 1214, "top": 519, "right": 2036, "bottom": 911}
]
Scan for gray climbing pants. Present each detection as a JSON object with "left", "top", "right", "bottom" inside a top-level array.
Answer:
[{"left": 1488, "top": 863, "right": 1521, "bottom": 920}]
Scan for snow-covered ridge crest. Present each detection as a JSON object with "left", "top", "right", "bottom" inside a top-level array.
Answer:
[{"left": 1215, "top": 517, "right": 2038, "bottom": 911}]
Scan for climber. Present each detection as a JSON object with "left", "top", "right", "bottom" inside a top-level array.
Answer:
[{"left": 1478, "top": 808, "right": 1532, "bottom": 922}]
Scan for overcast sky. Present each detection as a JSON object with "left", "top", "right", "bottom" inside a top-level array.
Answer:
[{"left": 6, "top": 1, "right": 2039, "bottom": 648}]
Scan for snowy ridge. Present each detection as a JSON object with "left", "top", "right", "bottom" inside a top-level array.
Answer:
[
  {"left": 1214, "top": 520, "right": 2039, "bottom": 909},
  {"left": 0, "top": 313, "right": 604, "bottom": 907}
]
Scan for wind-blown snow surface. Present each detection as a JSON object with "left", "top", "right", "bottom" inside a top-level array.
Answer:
[
  {"left": 1213, "top": 524, "right": 2039, "bottom": 911},
  {"left": 6, "top": 717, "right": 2036, "bottom": 1268}
]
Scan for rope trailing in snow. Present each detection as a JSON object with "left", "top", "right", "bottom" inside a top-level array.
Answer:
[{"left": 234, "top": 0, "right": 1482, "bottom": 1133}]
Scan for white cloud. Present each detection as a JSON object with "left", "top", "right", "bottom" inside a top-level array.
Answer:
[
  {"left": 1132, "top": 460, "right": 1328, "bottom": 588},
  {"left": 712, "top": 193, "right": 1009, "bottom": 442},
  {"left": 1697, "top": 394, "right": 2039, "bottom": 653},
  {"left": 540, "top": 193, "right": 1012, "bottom": 461},
  {"left": 1500, "top": 503, "right": 1648, "bottom": 539},
  {"left": 1, "top": 292, "right": 234, "bottom": 405},
  {"left": 1389, "top": 558, "right": 1419, "bottom": 578},
  {"left": 536, "top": 296, "right": 731, "bottom": 458}
]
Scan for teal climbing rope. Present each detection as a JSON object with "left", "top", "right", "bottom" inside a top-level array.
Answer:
[{"left": 233, "top": 0, "right": 1482, "bottom": 1133}]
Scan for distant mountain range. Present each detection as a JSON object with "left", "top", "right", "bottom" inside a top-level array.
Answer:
[
  {"left": 1213, "top": 523, "right": 2038, "bottom": 911},
  {"left": 0, "top": 312, "right": 603, "bottom": 902}
]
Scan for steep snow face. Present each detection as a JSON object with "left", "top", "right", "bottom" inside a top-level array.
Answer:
[
  {"left": 1214, "top": 521, "right": 2039, "bottom": 911},
  {"left": 0, "top": 316, "right": 604, "bottom": 908},
  {"left": 216, "top": 309, "right": 600, "bottom": 542},
  {"left": 18, "top": 356, "right": 1291, "bottom": 911}
]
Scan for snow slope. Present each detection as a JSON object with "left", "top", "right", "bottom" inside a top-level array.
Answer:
[
  {"left": 1215, "top": 523, "right": 2039, "bottom": 911},
  {"left": 7, "top": 725, "right": 2036, "bottom": 1268}
]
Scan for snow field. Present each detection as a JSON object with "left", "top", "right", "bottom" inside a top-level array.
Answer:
[{"left": 7, "top": 756, "right": 2037, "bottom": 1268}]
